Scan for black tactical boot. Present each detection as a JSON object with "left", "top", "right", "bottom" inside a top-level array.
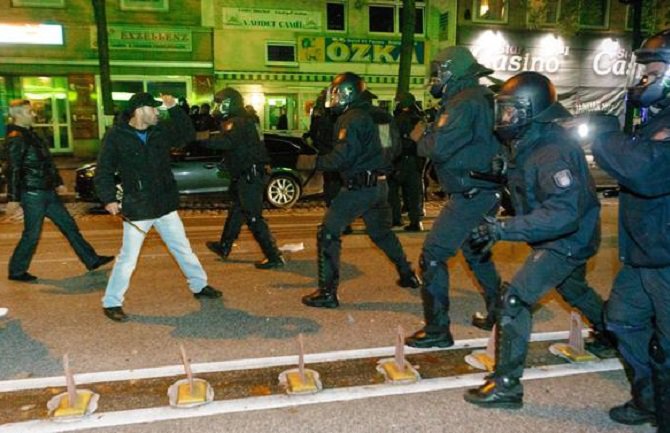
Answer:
[
  {"left": 405, "top": 287, "right": 454, "bottom": 348},
  {"left": 471, "top": 311, "right": 495, "bottom": 331},
  {"left": 302, "top": 287, "right": 339, "bottom": 308},
  {"left": 403, "top": 222, "right": 423, "bottom": 232},
  {"left": 206, "top": 241, "right": 232, "bottom": 260},
  {"left": 303, "top": 225, "right": 341, "bottom": 308},
  {"left": 651, "top": 336, "right": 669, "bottom": 431},
  {"left": 464, "top": 376, "right": 523, "bottom": 409},
  {"left": 255, "top": 255, "right": 286, "bottom": 269},
  {"left": 584, "top": 328, "right": 617, "bottom": 358},
  {"left": 610, "top": 378, "right": 656, "bottom": 426},
  {"left": 397, "top": 270, "right": 421, "bottom": 289}
]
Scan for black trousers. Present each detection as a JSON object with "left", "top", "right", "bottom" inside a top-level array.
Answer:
[{"left": 9, "top": 189, "right": 98, "bottom": 276}]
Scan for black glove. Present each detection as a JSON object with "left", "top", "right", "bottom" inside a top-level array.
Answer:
[
  {"left": 470, "top": 216, "right": 502, "bottom": 255},
  {"left": 491, "top": 154, "right": 508, "bottom": 177}
]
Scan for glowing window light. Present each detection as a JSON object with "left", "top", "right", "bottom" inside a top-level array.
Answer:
[{"left": 0, "top": 24, "right": 63, "bottom": 45}]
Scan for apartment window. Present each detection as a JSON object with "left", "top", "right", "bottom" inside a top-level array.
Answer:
[
  {"left": 579, "top": 0, "right": 609, "bottom": 29},
  {"left": 266, "top": 42, "right": 297, "bottom": 66},
  {"left": 368, "top": 2, "right": 425, "bottom": 35},
  {"left": 626, "top": 0, "right": 655, "bottom": 31},
  {"left": 327, "top": 2, "right": 346, "bottom": 31},
  {"left": 472, "top": 0, "right": 508, "bottom": 23}
]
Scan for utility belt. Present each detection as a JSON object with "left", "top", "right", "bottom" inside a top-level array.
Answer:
[
  {"left": 345, "top": 171, "right": 386, "bottom": 191},
  {"left": 448, "top": 187, "right": 481, "bottom": 200}
]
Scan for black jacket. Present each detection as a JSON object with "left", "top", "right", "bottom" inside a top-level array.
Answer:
[
  {"left": 6, "top": 124, "right": 63, "bottom": 201},
  {"left": 593, "top": 105, "right": 670, "bottom": 267},
  {"left": 94, "top": 107, "right": 195, "bottom": 221},
  {"left": 317, "top": 100, "right": 391, "bottom": 179},
  {"left": 205, "top": 114, "right": 269, "bottom": 178},
  {"left": 502, "top": 122, "right": 601, "bottom": 260},
  {"left": 417, "top": 79, "right": 501, "bottom": 193}
]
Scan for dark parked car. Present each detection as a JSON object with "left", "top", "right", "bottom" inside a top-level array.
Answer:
[{"left": 75, "top": 132, "right": 323, "bottom": 209}]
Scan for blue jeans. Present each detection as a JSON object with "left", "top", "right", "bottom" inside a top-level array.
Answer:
[{"left": 102, "top": 211, "right": 208, "bottom": 308}]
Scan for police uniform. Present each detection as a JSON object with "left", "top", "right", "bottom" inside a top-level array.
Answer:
[
  {"left": 406, "top": 61, "right": 503, "bottom": 348},
  {"left": 302, "top": 74, "right": 419, "bottom": 309},
  {"left": 465, "top": 72, "right": 609, "bottom": 409},
  {"left": 389, "top": 101, "right": 425, "bottom": 230},
  {"left": 206, "top": 103, "right": 284, "bottom": 269},
  {"left": 593, "top": 103, "right": 670, "bottom": 428}
]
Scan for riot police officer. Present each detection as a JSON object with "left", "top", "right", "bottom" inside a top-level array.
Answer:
[
  {"left": 464, "top": 71, "right": 611, "bottom": 409},
  {"left": 592, "top": 29, "right": 670, "bottom": 429},
  {"left": 405, "top": 46, "right": 503, "bottom": 348},
  {"left": 301, "top": 72, "right": 420, "bottom": 309},
  {"left": 204, "top": 87, "right": 284, "bottom": 269},
  {"left": 389, "top": 91, "right": 425, "bottom": 232}
]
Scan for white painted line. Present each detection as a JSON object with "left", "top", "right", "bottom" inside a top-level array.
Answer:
[
  {"left": 0, "top": 358, "right": 623, "bottom": 433},
  {"left": 0, "top": 331, "right": 574, "bottom": 393}
]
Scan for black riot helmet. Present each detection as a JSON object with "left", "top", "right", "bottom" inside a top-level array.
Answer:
[
  {"left": 628, "top": 28, "right": 670, "bottom": 108},
  {"left": 325, "top": 72, "right": 366, "bottom": 115},
  {"left": 429, "top": 46, "right": 492, "bottom": 99},
  {"left": 213, "top": 87, "right": 244, "bottom": 119},
  {"left": 494, "top": 71, "right": 570, "bottom": 141}
]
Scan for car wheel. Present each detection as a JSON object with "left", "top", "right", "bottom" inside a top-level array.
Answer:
[{"left": 266, "top": 174, "right": 301, "bottom": 208}]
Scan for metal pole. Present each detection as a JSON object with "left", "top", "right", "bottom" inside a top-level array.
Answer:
[{"left": 92, "top": 0, "right": 114, "bottom": 116}]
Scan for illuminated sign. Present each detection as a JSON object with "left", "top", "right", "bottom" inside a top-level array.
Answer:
[
  {"left": 0, "top": 24, "right": 63, "bottom": 45},
  {"left": 299, "top": 37, "right": 424, "bottom": 64},
  {"left": 222, "top": 8, "right": 321, "bottom": 32}
]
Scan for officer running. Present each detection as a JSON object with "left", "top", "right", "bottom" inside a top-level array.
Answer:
[
  {"left": 464, "top": 71, "right": 613, "bottom": 409},
  {"left": 301, "top": 72, "right": 420, "bottom": 309}
]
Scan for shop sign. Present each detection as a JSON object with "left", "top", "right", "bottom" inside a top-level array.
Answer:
[
  {"left": 11, "top": 0, "right": 64, "bottom": 7},
  {"left": 91, "top": 26, "right": 192, "bottom": 52},
  {"left": 120, "top": 0, "right": 168, "bottom": 11},
  {"left": 299, "top": 37, "right": 424, "bottom": 64},
  {"left": 222, "top": 8, "right": 321, "bottom": 32},
  {"left": 459, "top": 29, "right": 633, "bottom": 115},
  {"left": 0, "top": 24, "right": 63, "bottom": 45}
]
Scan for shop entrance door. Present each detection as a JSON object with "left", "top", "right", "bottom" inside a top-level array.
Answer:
[{"left": 21, "top": 77, "right": 72, "bottom": 153}]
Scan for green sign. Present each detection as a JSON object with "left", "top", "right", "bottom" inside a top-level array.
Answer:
[
  {"left": 92, "top": 26, "right": 192, "bottom": 52},
  {"left": 299, "top": 37, "right": 425, "bottom": 64},
  {"left": 222, "top": 8, "right": 321, "bottom": 32}
]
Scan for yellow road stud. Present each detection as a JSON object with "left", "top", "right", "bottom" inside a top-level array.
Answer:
[
  {"left": 176, "top": 380, "right": 208, "bottom": 405},
  {"left": 53, "top": 390, "right": 92, "bottom": 418}
]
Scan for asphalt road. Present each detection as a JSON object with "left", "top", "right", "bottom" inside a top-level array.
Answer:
[{"left": 0, "top": 198, "right": 654, "bottom": 432}]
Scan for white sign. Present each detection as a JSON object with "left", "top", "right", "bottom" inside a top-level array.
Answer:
[
  {"left": 222, "top": 7, "right": 321, "bottom": 32},
  {"left": 0, "top": 24, "right": 63, "bottom": 45}
]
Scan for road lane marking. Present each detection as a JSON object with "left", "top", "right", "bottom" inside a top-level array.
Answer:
[{"left": 0, "top": 358, "right": 623, "bottom": 433}]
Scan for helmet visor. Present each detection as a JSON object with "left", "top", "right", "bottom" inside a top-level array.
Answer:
[{"left": 494, "top": 95, "right": 532, "bottom": 131}]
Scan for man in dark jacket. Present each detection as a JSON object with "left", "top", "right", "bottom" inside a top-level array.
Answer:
[
  {"left": 95, "top": 92, "right": 221, "bottom": 322},
  {"left": 592, "top": 29, "right": 670, "bottom": 429},
  {"left": 464, "top": 72, "right": 611, "bottom": 409},
  {"left": 301, "top": 72, "right": 420, "bottom": 309},
  {"left": 405, "top": 46, "right": 503, "bottom": 349},
  {"left": 204, "top": 87, "right": 284, "bottom": 269},
  {"left": 389, "top": 91, "right": 425, "bottom": 231},
  {"left": 6, "top": 99, "right": 112, "bottom": 282}
]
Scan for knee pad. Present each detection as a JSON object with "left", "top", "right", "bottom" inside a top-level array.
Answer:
[
  {"left": 317, "top": 225, "right": 340, "bottom": 250},
  {"left": 650, "top": 333, "right": 667, "bottom": 365},
  {"left": 499, "top": 283, "right": 530, "bottom": 321}
]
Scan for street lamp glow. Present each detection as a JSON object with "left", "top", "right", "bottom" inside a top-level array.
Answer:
[{"left": 577, "top": 123, "right": 589, "bottom": 139}]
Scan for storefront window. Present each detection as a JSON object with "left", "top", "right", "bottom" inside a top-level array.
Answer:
[
  {"left": 579, "top": 0, "right": 609, "bottom": 29},
  {"left": 473, "top": 0, "right": 508, "bottom": 23}
]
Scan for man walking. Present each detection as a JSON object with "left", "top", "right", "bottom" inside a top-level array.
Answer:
[{"left": 6, "top": 99, "right": 113, "bottom": 281}]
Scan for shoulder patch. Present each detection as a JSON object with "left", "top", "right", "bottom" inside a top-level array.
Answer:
[
  {"left": 437, "top": 113, "right": 449, "bottom": 128},
  {"left": 338, "top": 128, "right": 347, "bottom": 141},
  {"left": 553, "top": 169, "right": 573, "bottom": 188},
  {"left": 8, "top": 130, "right": 21, "bottom": 138},
  {"left": 223, "top": 120, "right": 234, "bottom": 132}
]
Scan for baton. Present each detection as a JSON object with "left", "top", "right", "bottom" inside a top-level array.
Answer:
[
  {"left": 469, "top": 170, "right": 507, "bottom": 185},
  {"left": 118, "top": 213, "right": 148, "bottom": 235}
]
